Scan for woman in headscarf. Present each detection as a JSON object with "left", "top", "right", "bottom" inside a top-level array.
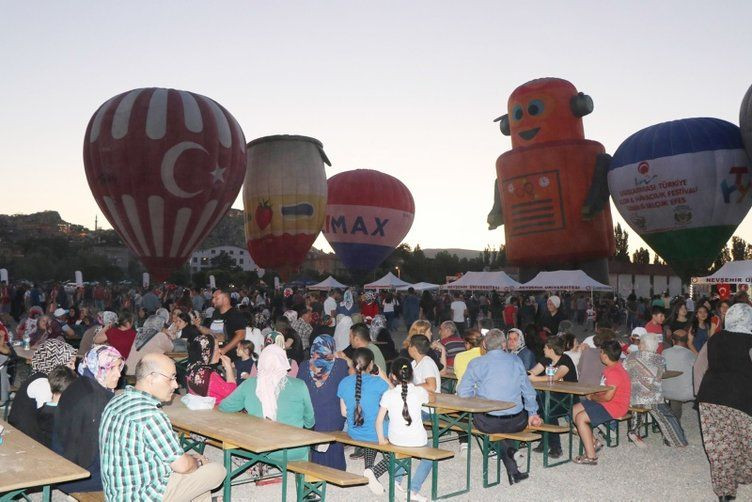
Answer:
[
  {"left": 360, "top": 291, "right": 380, "bottom": 320},
  {"left": 124, "top": 314, "right": 174, "bottom": 376},
  {"left": 78, "top": 311, "right": 117, "bottom": 357},
  {"left": 250, "top": 331, "right": 299, "bottom": 377},
  {"left": 219, "top": 344, "right": 314, "bottom": 462},
  {"left": 29, "top": 314, "right": 53, "bottom": 347},
  {"left": 696, "top": 303, "right": 752, "bottom": 501},
  {"left": 185, "top": 334, "right": 237, "bottom": 402},
  {"left": 333, "top": 314, "right": 354, "bottom": 353},
  {"left": 298, "top": 335, "right": 349, "bottom": 469},
  {"left": 371, "top": 314, "right": 398, "bottom": 363},
  {"left": 8, "top": 338, "right": 76, "bottom": 443},
  {"left": 54, "top": 345, "right": 123, "bottom": 493},
  {"left": 507, "top": 327, "right": 536, "bottom": 371}
]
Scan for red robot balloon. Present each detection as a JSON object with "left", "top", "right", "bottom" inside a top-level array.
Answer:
[
  {"left": 84, "top": 88, "right": 247, "bottom": 281},
  {"left": 488, "top": 78, "right": 614, "bottom": 283}
]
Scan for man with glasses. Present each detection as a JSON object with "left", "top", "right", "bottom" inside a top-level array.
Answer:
[{"left": 99, "top": 354, "right": 225, "bottom": 501}]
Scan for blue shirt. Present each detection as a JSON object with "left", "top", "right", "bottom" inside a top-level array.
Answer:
[
  {"left": 457, "top": 349, "right": 539, "bottom": 416},
  {"left": 337, "top": 374, "right": 388, "bottom": 442}
]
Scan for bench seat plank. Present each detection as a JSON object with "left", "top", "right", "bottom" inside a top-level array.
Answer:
[
  {"left": 329, "top": 431, "right": 453, "bottom": 461},
  {"left": 287, "top": 461, "right": 367, "bottom": 487}
]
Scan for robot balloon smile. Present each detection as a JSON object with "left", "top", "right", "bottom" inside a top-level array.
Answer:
[{"left": 518, "top": 127, "right": 540, "bottom": 140}]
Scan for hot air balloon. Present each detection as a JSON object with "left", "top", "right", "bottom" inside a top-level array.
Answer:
[
  {"left": 244, "top": 135, "right": 329, "bottom": 278},
  {"left": 609, "top": 117, "right": 752, "bottom": 279},
  {"left": 83, "top": 88, "right": 246, "bottom": 281},
  {"left": 323, "top": 169, "right": 415, "bottom": 272},
  {"left": 741, "top": 83, "right": 752, "bottom": 159}
]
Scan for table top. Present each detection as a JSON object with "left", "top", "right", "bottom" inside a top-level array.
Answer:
[
  {"left": 166, "top": 352, "right": 188, "bottom": 360},
  {"left": 425, "top": 393, "right": 515, "bottom": 413},
  {"left": 163, "top": 398, "right": 334, "bottom": 453},
  {"left": 532, "top": 381, "right": 614, "bottom": 395},
  {"left": 0, "top": 419, "right": 90, "bottom": 492},
  {"left": 662, "top": 370, "right": 683, "bottom": 379},
  {"left": 13, "top": 346, "right": 33, "bottom": 361}
]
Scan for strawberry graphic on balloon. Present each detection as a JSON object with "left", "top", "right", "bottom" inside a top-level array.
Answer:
[{"left": 255, "top": 200, "right": 273, "bottom": 230}]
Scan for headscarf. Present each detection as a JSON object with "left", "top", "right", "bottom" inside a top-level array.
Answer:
[
  {"left": 32, "top": 338, "right": 77, "bottom": 375},
  {"left": 186, "top": 334, "right": 216, "bottom": 396},
  {"left": 548, "top": 295, "right": 561, "bottom": 309},
  {"left": 308, "top": 335, "right": 336, "bottom": 382},
  {"left": 255, "top": 344, "right": 290, "bottom": 420},
  {"left": 79, "top": 345, "right": 123, "bottom": 387},
  {"left": 507, "top": 328, "right": 526, "bottom": 355},
  {"left": 370, "top": 315, "right": 387, "bottom": 340},
  {"left": 333, "top": 315, "right": 353, "bottom": 352},
  {"left": 724, "top": 303, "right": 752, "bottom": 335},
  {"left": 364, "top": 291, "right": 376, "bottom": 303},
  {"left": 96, "top": 310, "right": 118, "bottom": 326},
  {"left": 155, "top": 308, "right": 170, "bottom": 326},
  {"left": 135, "top": 315, "right": 166, "bottom": 350},
  {"left": 343, "top": 289, "right": 354, "bottom": 311}
]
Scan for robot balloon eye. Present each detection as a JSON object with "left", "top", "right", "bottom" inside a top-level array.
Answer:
[
  {"left": 512, "top": 104, "right": 524, "bottom": 121},
  {"left": 527, "top": 99, "right": 545, "bottom": 116}
]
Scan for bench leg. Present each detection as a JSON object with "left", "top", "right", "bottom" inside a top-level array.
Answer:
[
  {"left": 480, "top": 434, "right": 502, "bottom": 488},
  {"left": 294, "top": 473, "right": 326, "bottom": 502},
  {"left": 387, "top": 454, "right": 411, "bottom": 502}
]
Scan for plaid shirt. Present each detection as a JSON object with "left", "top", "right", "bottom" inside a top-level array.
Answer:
[{"left": 99, "top": 386, "right": 183, "bottom": 501}]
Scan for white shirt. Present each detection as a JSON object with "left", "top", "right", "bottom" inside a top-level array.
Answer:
[
  {"left": 412, "top": 356, "right": 441, "bottom": 394},
  {"left": 382, "top": 300, "right": 397, "bottom": 313},
  {"left": 380, "top": 383, "right": 429, "bottom": 447},
  {"left": 324, "top": 297, "right": 338, "bottom": 318},
  {"left": 245, "top": 327, "right": 265, "bottom": 357},
  {"left": 450, "top": 301, "right": 467, "bottom": 323}
]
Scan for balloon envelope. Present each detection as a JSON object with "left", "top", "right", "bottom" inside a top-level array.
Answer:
[
  {"left": 83, "top": 88, "right": 246, "bottom": 281},
  {"left": 323, "top": 169, "right": 415, "bottom": 272},
  {"left": 609, "top": 117, "right": 751, "bottom": 278}
]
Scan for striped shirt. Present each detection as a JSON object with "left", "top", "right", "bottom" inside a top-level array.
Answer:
[{"left": 99, "top": 386, "right": 183, "bottom": 501}]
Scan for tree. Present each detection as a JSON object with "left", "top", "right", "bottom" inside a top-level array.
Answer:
[
  {"left": 711, "top": 245, "right": 732, "bottom": 272},
  {"left": 653, "top": 253, "right": 665, "bottom": 266},
  {"left": 613, "top": 223, "right": 630, "bottom": 262},
  {"left": 632, "top": 247, "right": 650, "bottom": 264},
  {"left": 731, "top": 236, "right": 749, "bottom": 261}
]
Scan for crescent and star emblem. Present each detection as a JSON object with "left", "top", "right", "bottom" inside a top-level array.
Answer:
[{"left": 160, "top": 141, "right": 226, "bottom": 199}]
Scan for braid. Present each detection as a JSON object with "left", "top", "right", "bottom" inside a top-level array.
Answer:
[
  {"left": 401, "top": 381, "right": 412, "bottom": 426},
  {"left": 354, "top": 372, "right": 364, "bottom": 427}
]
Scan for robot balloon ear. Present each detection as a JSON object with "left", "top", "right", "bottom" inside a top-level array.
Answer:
[
  {"left": 570, "top": 92, "right": 594, "bottom": 117},
  {"left": 493, "top": 114, "right": 511, "bottom": 136}
]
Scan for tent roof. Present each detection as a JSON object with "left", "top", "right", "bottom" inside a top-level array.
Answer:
[
  {"left": 442, "top": 271, "right": 520, "bottom": 291},
  {"left": 396, "top": 281, "right": 440, "bottom": 292},
  {"left": 518, "top": 270, "right": 612, "bottom": 291},
  {"left": 307, "top": 275, "right": 349, "bottom": 291},
  {"left": 364, "top": 272, "right": 411, "bottom": 290},
  {"left": 692, "top": 261, "right": 752, "bottom": 285}
]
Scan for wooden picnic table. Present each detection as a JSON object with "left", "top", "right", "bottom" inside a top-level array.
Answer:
[
  {"left": 425, "top": 394, "right": 514, "bottom": 499},
  {"left": 12, "top": 346, "right": 34, "bottom": 362},
  {"left": 166, "top": 352, "right": 188, "bottom": 360},
  {"left": 0, "top": 419, "right": 90, "bottom": 501},
  {"left": 163, "top": 398, "right": 334, "bottom": 502}
]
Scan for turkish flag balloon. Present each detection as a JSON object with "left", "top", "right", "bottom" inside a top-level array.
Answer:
[
  {"left": 83, "top": 88, "right": 246, "bottom": 281},
  {"left": 717, "top": 283, "right": 731, "bottom": 300}
]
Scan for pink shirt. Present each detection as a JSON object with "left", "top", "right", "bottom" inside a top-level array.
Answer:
[{"left": 206, "top": 372, "right": 237, "bottom": 403}]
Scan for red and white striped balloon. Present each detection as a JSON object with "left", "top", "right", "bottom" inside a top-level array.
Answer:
[{"left": 83, "top": 87, "right": 246, "bottom": 281}]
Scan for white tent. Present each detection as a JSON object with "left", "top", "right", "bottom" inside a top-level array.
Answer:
[
  {"left": 692, "top": 260, "right": 752, "bottom": 285},
  {"left": 307, "top": 276, "right": 349, "bottom": 291},
  {"left": 442, "top": 271, "right": 520, "bottom": 291},
  {"left": 397, "top": 282, "right": 440, "bottom": 292},
  {"left": 364, "top": 272, "right": 411, "bottom": 290},
  {"left": 517, "top": 270, "right": 612, "bottom": 291}
]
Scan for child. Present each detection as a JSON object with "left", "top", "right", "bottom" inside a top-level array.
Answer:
[
  {"left": 408, "top": 335, "right": 441, "bottom": 396},
  {"left": 38, "top": 365, "right": 77, "bottom": 447},
  {"left": 235, "top": 340, "right": 256, "bottom": 381},
  {"left": 572, "top": 339, "right": 631, "bottom": 465},
  {"left": 336, "top": 347, "right": 391, "bottom": 494},
  {"left": 645, "top": 305, "right": 666, "bottom": 352},
  {"left": 376, "top": 358, "right": 433, "bottom": 502}
]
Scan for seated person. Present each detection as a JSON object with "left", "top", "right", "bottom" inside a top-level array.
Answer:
[
  {"left": 186, "top": 334, "right": 237, "bottom": 402},
  {"left": 94, "top": 311, "right": 137, "bottom": 360},
  {"left": 661, "top": 329, "right": 697, "bottom": 424},
  {"left": 457, "top": 330, "right": 541, "bottom": 484},
  {"left": 399, "top": 320, "right": 446, "bottom": 371},
  {"left": 506, "top": 328, "right": 536, "bottom": 371},
  {"left": 453, "top": 328, "right": 485, "bottom": 383},
  {"left": 124, "top": 315, "right": 174, "bottom": 376},
  {"left": 250, "top": 332, "right": 299, "bottom": 377},
  {"left": 235, "top": 340, "right": 256, "bottom": 381},
  {"left": 576, "top": 330, "right": 614, "bottom": 386},
  {"left": 38, "top": 365, "right": 77, "bottom": 447},
  {"left": 337, "top": 322, "right": 387, "bottom": 374},
  {"left": 572, "top": 340, "right": 631, "bottom": 465}
]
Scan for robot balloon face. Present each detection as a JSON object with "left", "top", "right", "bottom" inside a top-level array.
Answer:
[{"left": 507, "top": 78, "right": 587, "bottom": 148}]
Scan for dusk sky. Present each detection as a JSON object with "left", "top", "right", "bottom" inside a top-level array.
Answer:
[{"left": 3, "top": 1, "right": 752, "bottom": 256}]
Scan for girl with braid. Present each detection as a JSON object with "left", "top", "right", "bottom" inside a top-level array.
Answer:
[
  {"left": 376, "top": 357, "right": 434, "bottom": 502},
  {"left": 337, "top": 347, "right": 391, "bottom": 494}
]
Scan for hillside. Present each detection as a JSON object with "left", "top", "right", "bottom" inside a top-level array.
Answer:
[{"left": 422, "top": 248, "right": 483, "bottom": 260}]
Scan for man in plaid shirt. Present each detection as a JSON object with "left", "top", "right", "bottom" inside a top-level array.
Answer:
[{"left": 99, "top": 354, "right": 225, "bottom": 501}]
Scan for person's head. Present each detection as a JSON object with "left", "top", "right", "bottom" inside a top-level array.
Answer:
[
  {"left": 211, "top": 289, "right": 231, "bottom": 310},
  {"left": 352, "top": 347, "right": 375, "bottom": 427},
  {"left": 175, "top": 312, "right": 191, "bottom": 330},
  {"left": 650, "top": 305, "right": 666, "bottom": 324},
  {"left": 390, "top": 357, "right": 414, "bottom": 426},
  {"left": 117, "top": 310, "right": 133, "bottom": 329},
  {"left": 695, "top": 305, "right": 710, "bottom": 324},
  {"left": 408, "top": 287, "right": 415, "bottom": 295},
  {"left": 638, "top": 332, "right": 660, "bottom": 354},
  {"left": 599, "top": 339, "right": 622, "bottom": 365},
  {"left": 439, "top": 321, "right": 458, "bottom": 340},
  {"left": 719, "top": 300, "right": 731, "bottom": 317},
  {"left": 463, "top": 328, "right": 484, "bottom": 350},
  {"left": 405, "top": 319, "right": 432, "bottom": 348},
  {"left": 237, "top": 340, "right": 254, "bottom": 359},
  {"left": 350, "top": 322, "right": 371, "bottom": 349},
  {"left": 135, "top": 354, "right": 178, "bottom": 402},
  {"left": 724, "top": 302, "right": 752, "bottom": 334},
  {"left": 32, "top": 338, "right": 77, "bottom": 374},
  {"left": 484, "top": 329, "right": 506, "bottom": 352},
  {"left": 48, "top": 365, "right": 77, "bottom": 400},
  {"left": 560, "top": 332, "right": 577, "bottom": 352},
  {"left": 671, "top": 329, "right": 689, "bottom": 347},
  {"left": 408, "top": 334, "right": 431, "bottom": 360},
  {"left": 82, "top": 345, "right": 124, "bottom": 389},
  {"left": 543, "top": 336, "right": 566, "bottom": 359},
  {"left": 506, "top": 328, "right": 523, "bottom": 351},
  {"left": 256, "top": 344, "right": 291, "bottom": 420},
  {"left": 630, "top": 326, "right": 647, "bottom": 345},
  {"left": 37, "top": 314, "right": 51, "bottom": 331},
  {"left": 333, "top": 288, "right": 343, "bottom": 301},
  {"left": 547, "top": 295, "right": 561, "bottom": 314}
]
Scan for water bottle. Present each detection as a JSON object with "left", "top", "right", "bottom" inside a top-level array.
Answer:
[
  {"left": 545, "top": 364, "right": 555, "bottom": 384},
  {"left": 23, "top": 334, "right": 30, "bottom": 350}
]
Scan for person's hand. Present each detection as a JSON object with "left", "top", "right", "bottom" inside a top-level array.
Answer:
[
  {"left": 240, "top": 372, "right": 249, "bottom": 379},
  {"left": 378, "top": 437, "right": 389, "bottom": 446},
  {"left": 219, "top": 354, "right": 232, "bottom": 368},
  {"left": 528, "top": 414, "right": 542, "bottom": 427}
]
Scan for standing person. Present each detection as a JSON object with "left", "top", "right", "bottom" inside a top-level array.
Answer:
[
  {"left": 662, "top": 330, "right": 697, "bottom": 424},
  {"left": 690, "top": 305, "right": 713, "bottom": 353},
  {"left": 185, "top": 334, "right": 237, "bottom": 402},
  {"left": 666, "top": 301, "right": 691, "bottom": 347},
  {"left": 644, "top": 305, "right": 667, "bottom": 352},
  {"left": 696, "top": 303, "right": 752, "bottom": 501},
  {"left": 202, "top": 289, "right": 246, "bottom": 357},
  {"left": 298, "top": 335, "right": 349, "bottom": 470},
  {"left": 506, "top": 328, "right": 536, "bottom": 371},
  {"left": 541, "top": 295, "right": 566, "bottom": 335},
  {"left": 100, "top": 354, "right": 225, "bottom": 501},
  {"left": 419, "top": 291, "right": 436, "bottom": 325},
  {"left": 95, "top": 311, "right": 137, "bottom": 360},
  {"left": 503, "top": 297, "right": 519, "bottom": 330},
  {"left": 381, "top": 292, "right": 398, "bottom": 331},
  {"left": 402, "top": 288, "right": 420, "bottom": 333},
  {"left": 577, "top": 294, "right": 589, "bottom": 326},
  {"left": 324, "top": 289, "right": 340, "bottom": 320},
  {"left": 449, "top": 293, "right": 468, "bottom": 333}
]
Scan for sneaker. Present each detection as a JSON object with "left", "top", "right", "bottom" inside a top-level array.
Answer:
[
  {"left": 628, "top": 431, "right": 647, "bottom": 448},
  {"left": 409, "top": 491, "right": 428, "bottom": 502},
  {"left": 549, "top": 448, "right": 563, "bottom": 459},
  {"left": 350, "top": 447, "right": 365, "bottom": 459},
  {"left": 363, "top": 468, "right": 384, "bottom": 495}
]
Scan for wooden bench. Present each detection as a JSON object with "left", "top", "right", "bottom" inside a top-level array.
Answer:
[
  {"left": 70, "top": 492, "right": 105, "bottom": 502},
  {"left": 287, "top": 460, "right": 367, "bottom": 501}
]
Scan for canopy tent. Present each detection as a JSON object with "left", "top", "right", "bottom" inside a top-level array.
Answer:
[
  {"left": 517, "top": 270, "right": 612, "bottom": 291},
  {"left": 396, "top": 281, "right": 440, "bottom": 292},
  {"left": 307, "top": 275, "right": 349, "bottom": 291},
  {"left": 692, "top": 260, "right": 752, "bottom": 285},
  {"left": 364, "top": 272, "right": 411, "bottom": 290},
  {"left": 442, "top": 271, "right": 520, "bottom": 291}
]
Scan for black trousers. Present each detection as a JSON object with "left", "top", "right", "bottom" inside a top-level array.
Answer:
[{"left": 472, "top": 410, "right": 528, "bottom": 475}]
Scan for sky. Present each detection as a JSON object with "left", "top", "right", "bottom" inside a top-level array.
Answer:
[{"left": 3, "top": 1, "right": 752, "bottom": 256}]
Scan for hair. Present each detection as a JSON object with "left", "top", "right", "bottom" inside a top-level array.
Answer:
[
  {"left": 405, "top": 320, "right": 432, "bottom": 348},
  {"left": 560, "top": 332, "right": 576, "bottom": 351},
  {"left": 440, "top": 320, "right": 458, "bottom": 337},
  {"left": 600, "top": 339, "right": 622, "bottom": 362},
  {"left": 409, "top": 334, "right": 431, "bottom": 355},
  {"left": 640, "top": 332, "right": 660, "bottom": 353},
  {"left": 352, "top": 347, "right": 374, "bottom": 427},
  {"left": 462, "top": 328, "right": 483, "bottom": 348},
  {"left": 651, "top": 305, "right": 666, "bottom": 317},
  {"left": 176, "top": 312, "right": 191, "bottom": 324},
  {"left": 692, "top": 305, "right": 710, "bottom": 331},
  {"left": 484, "top": 329, "right": 506, "bottom": 351},
  {"left": 350, "top": 322, "right": 371, "bottom": 343},
  {"left": 545, "top": 336, "right": 566, "bottom": 356},
  {"left": 390, "top": 357, "right": 414, "bottom": 426},
  {"left": 135, "top": 356, "right": 161, "bottom": 382},
  {"left": 593, "top": 328, "right": 615, "bottom": 348},
  {"left": 48, "top": 365, "right": 77, "bottom": 394},
  {"left": 117, "top": 310, "right": 134, "bottom": 327},
  {"left": 671, "top": 329, "right": 689, "bottom": 345},
  {"left": 238, "top": 339, "right": 254, "bottom": 355}
]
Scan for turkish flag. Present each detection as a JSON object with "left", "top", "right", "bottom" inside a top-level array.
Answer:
[{"left": 717, "top": 284, "right": 731, "bottom": 300}]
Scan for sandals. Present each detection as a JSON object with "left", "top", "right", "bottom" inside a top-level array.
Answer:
[
  {"left": 573, "top": 455, "right": 598, "bottom": 465},
  {"left": 594, "top": 439, "right": 604, "bottom": 452}
]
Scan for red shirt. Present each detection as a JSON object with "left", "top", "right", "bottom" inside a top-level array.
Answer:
[
  {"left": 360, "top": 302, "right": 379, "bottom": 319},
  {"left": 105, "top": 326, "right": 137, "bottom": 360},
  {"left": 503, "top": 305, "right": 518, "bottom": 327},
  {"left": 600, "top": 363, "right": 631, "bottom": 419}
]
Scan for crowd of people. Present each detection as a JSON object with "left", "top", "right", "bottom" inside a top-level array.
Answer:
[{"left": 0, "top": 279, "right": 750, "bottom": 501}]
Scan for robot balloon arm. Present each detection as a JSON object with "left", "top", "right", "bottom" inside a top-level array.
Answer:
[
  {"left": 581, "top": 153, "right": 612, "bottom": 220},
  {"left": 487, "top": 178, "right": 504, "bottom": 230}
]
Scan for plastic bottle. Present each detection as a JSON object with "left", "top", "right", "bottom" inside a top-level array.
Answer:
[
  {"left": 23, "top": 334, "right": 30, "bottom": 350},
  {"left": 545, "top": 364, "right": 555, "bottom": 384}
]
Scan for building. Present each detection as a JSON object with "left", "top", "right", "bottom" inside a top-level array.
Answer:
[
  {"left": 189, "top": 246, "right": 258, "bottom": 273},
  {"left": 606, "top": 259, "right": 684, "bottom": 299},
  {"left": 303, "top": 248, "right": 348, "bottom": 276}
]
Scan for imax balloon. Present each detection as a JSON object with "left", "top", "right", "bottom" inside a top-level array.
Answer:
[
  {"left": 83, "top": 88, "right": 247, "bottom": 281},
  {"left": 324, "top": 169, "right": 415, "bottom": 272},
  {"left": 609, "top": 117, "right": 752, "bottom": 278}
]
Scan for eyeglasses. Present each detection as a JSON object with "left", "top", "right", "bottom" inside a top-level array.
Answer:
[{"left": 151, "top": 371, "right": 177, "bottom": 382}]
